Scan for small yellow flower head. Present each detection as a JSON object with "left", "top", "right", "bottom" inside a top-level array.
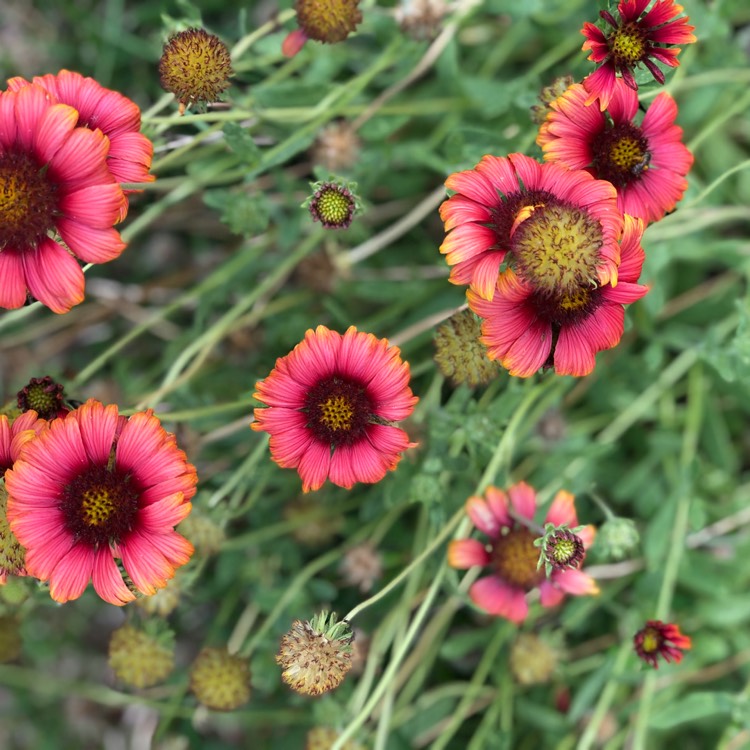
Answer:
[
  {"left": 509, "top": 633, "right": 559, "bottom": 685},
  {"left": 108, "top": 624, "right": 175, "bottom": 689},
  {"left": 531, "top": 75, "right": 576, "bottom": 124},
  {"left": 16, "top": 376, "right": 67, "bottom": 420},
  {"left": 0, "top": 615, "right": 22, "bottom": 663},
  {"left": 312, "top": 121, "right": 361, "bottom": 172},
  {"left": 189, "top": 647, "right": 251, "bottom": 711},
  {"left": 159, "top": 28, "right": 233, "bottom": 113},
  {"left": 276, "top": 612, "right": 354, "bottom": 696},
  {"left": 339, "top": 542, "right": 382, "bottom": 593},
  {"left": 177, "top": 512, "right": 224, "bottom": 557},
  {"left": 135, "top": 577, "right": 181, "bottom": 617},
  {"left": 306, "top": 727, "right": 367, "bottom": 750},
  {"left": 434, "top": 310, "right": 500, "bottom": 388},
  {"left": 283, "top": 0, "right": 363, "bottom": 57},
  {"left": 0, "top": 483, "right": 26, "bottom": 581},
  {"left": 306, "top": 181, "right": 360, "bottom": 229}
]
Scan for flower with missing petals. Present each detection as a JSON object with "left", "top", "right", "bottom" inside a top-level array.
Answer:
[
  {"left": 448, "top": 483, "right": 598, "bottom": 624},
  {"left": 108, "top": 624, "right": 175, "bottom": 688},
  {"left": 252, "top": 326, "right": 417, "bottom": 492},
  {"left": 276, "top": 612, "right": 354, "bottom": 696},
  {"left": 634, "top": 620, "right": 691, "bottom": 668},
  {"left": 283, "top": 0, "right": 363, "bottom": 57},
  {"left": 159, "top": 28, "right": 233, "bottom": 113},
  {"left": 581, "top": 0, "right": 696, "bottom": 111},
  {"left": 16, "top": 376, "right": 68, "bottom": 420},
  {"left": 190, "top": 647, "right": 251, "bottom": 710},
  {"left": 6, "top": 400, "right": 197, "bottom": 605}
]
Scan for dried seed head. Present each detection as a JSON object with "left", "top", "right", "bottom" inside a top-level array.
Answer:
[
  {"left": 108, "top": 624, "right": 175, "bottom": 689},
  {"left": 434, "top": 309, "right": 500, "bottom": 388},
  {"left": 306, "top": 727, "right": 367, "bottom": 750},
  {"left": 177, "top": 512, "right": 224, "bottom": 556},
  {"left": 189, "top": 647, "right": 251, "bottom": 710},
  {"left": 276, "top": 612, "right": 354, "bottom": 696},
  {"left": 312, "top": 121, "right": 361, "bottom": 172},
  {"left": 339, "top": 542, "right": 383, "bottom": 593},
  {"left": 135, "top": 577, "right": 181, "bottom": 617},
  {"left": 531, "top": 75, "right": 576, "bottom": 124},
  {"left": 159, "top": 28, "right": 233, "bottom": 113},
  {"left": 395, "top": 0, "right": 449, "bottom": 41},
  {"left": 509, "top": 633, "right": 559, "bottom": 685}
]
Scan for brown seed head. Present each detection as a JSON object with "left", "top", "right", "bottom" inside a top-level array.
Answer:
[
  {"left": 296, "top": 0, "right": 363, "bottom": 44},
  {"left": 108, "top": 624, "right": 175, "bottom": 689}
]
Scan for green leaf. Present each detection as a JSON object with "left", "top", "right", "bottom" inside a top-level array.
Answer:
[
  {"left": 203, "top": 189, "right": 270, "bottom": 236},
  {"left": 649, "top": 691, "right": 735, "bottom": 729},
  {"left": 223, "top": 122, "right": 261, "bottom": 166}
]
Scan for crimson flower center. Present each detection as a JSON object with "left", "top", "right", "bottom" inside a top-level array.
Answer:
[
  {"left": 511, "top": 203, "right": 604, "bottom": 297},
  {"left": 61, "top": 465, "right": 140, "bottom": 547},
  {"left": 610, "top": 23, "right": 647, "bottom": 65},
  {"left": 0, "top": 151, "right": 58, "bottom": 249},
  {"left": 592, "top": 123, "right": 650, "bottom": 188},
  {"left": 492, "top": 528, "right": 544, "bottom": 590},
  {"left": 304, "top": 376, "right": 372, "bottom": 446}
]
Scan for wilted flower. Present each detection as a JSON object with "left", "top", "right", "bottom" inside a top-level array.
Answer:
[
  {"left": 16, "top": 376, "right": 68, "bottom": 420},
  {"left": 510, "top": 633, "right": 559, "bottom": 685},
  {"left": 633, "top": 620, "right": 691, "bottom": 668},
  {"left": 283, "top": 0, "right": 363, "bottom": 57}
]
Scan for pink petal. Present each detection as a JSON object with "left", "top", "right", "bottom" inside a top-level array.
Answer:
[
  {"left": 119, "top": 530, "right": 174, "bottom": 596},
  {"left": 553, "top": 323, "right": 598, "bottom": 377},
  {"left": 447, "top": 539, "right": 490, "bottom": 569},
  {"left": 445, "top": 169, "right": 498, "bottom": 207},
  {"left": 475, "top": 154, "right": 521, "bottom": 196},
  {"left": 0, "top": 248, "right": 28, "bottom": 310},
  {"left": 484, "top": 486, "right": 512, "bottom": 528},
  {"left": 282, "top": 28, "right": 309, "bottom": 57},
  {"left": 466, "top": 496, "right": 501, "bottom": 537},
  {"left": 507, "top": 482, "right": 537, "bottom": 520},
  {"left": 48, "top": 543, "right": 95, "bottom": 603},
  {"left": 551, "top": 568, "right": 599, "bottom": 596},
  {"left": 138, "top": 493, "right": 192, "bottom": 531},
  {"left": 469, "top": 576, "right": 528, "bottom": 623},
  {"left": 544, "top": 490, "right": 578, "bottom": 527},
  {"left": 56, "top": 220, "right": 126, "bottom": 264},
  {"left": 440, "top": 223, "right": 497, "bottom": 265},
  {"left": 297, "top": 440, "right": 332, "bottom": 493},
  {"left": 22, "top": 237, "right": 85, "bottom": 314},
  {"left": 539, "top": 579, "right": 566, "bottom": 608},
  {"left": 469, "top": 251, "right": 506, "bottom": 301},
  {"left": 91, "top": 547, "right": 135, "bottom": 605},
  {"left": 439, "top": 195, "right": 492, "bottom": 230},
  {"left": 59, "top": 183, "right": 125, "bottom": 228},
  {"left": 74, "top": 400, "right": 119, "bottom": 465}
]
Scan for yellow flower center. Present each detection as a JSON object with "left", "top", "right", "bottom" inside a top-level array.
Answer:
[
  {"left": 610, "top": 24, "right": 647, "bottom": 64},
  {"left": 0, "top": 152, "right": 57, "bottom": 249},
  {"left": 296, "top": 0, "right": 363, "bottom": 44},
  {"left": 80, "top": 485, "right": 117, "bottom": 527},
  {"left": 641, "top": 628, "right": 661, "bottom": 653},
  {"left": 316, "top": 188, "right": 352, "bottom": 225},
  {"left": 492, "top": 528, "right": 544, "bottom": 590},
  {"left": 609, "top": 136, "right": 648, "bottom": 173},
  {"left": 511, "top": 204, "right": 604, "bottom": 297},
  {"left": 319, "top": 394, "right": 355, "bottom": 432}
]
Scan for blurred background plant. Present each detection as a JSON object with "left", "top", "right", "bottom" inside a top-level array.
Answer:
[{"left": 1, "top": 0, "right": 750, "bottom": 748}]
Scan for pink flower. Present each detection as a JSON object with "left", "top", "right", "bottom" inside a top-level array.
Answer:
[
  {"left": 0, "top": 410, "right": 45, "bottom": 584},
  {"left": 448, "top": 483, "right": 598, "bottom": 624},
  {"left": 7, "top": 70, "right": 154, "bottom": 221},
  {"left": 0, "top": 83, "right": 127, "bottom": 313},
  {"left": 252, "top": 325, "right": 418, "bottom": 492},
  {"left": 468, "top": 215, "right": 648, "bottom": 377},
  {"left": 439, "top": 154, "right": 623, "bottom": 301},
  {"left": 634, "top": 620, "right": 692, "bottom": 668},
  {"left": 5, "top": 400, "right": 197, "bottom": 605},
  {"left": 581, "top": 0, "right": 697, "bottom": 111},
  {"left": 537, "top": 80, "right": 693, "bottom": 224}
]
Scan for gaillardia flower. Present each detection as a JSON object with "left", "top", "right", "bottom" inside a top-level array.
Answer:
[
  {"left": 7, "top": 70, "right": 155, "bottom": 219},
  {"left": 283, "top": 0, "right": 363, "bottom": 57},
  {"left": 633, "top": 620, "right": 691, "bottom": 668},
  {"left": 305, "top": 180, "right": 360, "bottom": 229},
  {"left": 469, "top": 215, "right": 648, "bottom": 377},
  {"left": 439, "top": 153, "right": 623, "bottom": 301},
  {"left": 159, "top": 28, "right": 233, "bottom": 114},
  {"left": 448, "top": 483, "right": 597, "bottom": 623},
  {"left": 0, "top": 84, "right": 127, "bottom": 313},
  {"left": 537, "top": 79, "right": 693, "bottom": 224},
  {"left": 5, "top": 400, "right": 197, "bottom": 605},
  {"left": 252, "top": 326, "right": 418, "bottom": 492},
  {"left": 0, "top": 411, "right": 45, "bottom": 583},
  {"left": 581, "top": 0, "right": 697, "bottom": 110}
]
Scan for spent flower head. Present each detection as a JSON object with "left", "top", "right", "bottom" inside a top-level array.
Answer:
[
  {"left": 276, "top": 611, "right": 354, "bottom": 696},
  {"left": 530, "top": 75, "right": 575, "bottom": 124},
  {"left": 509, "top": 633, "right": 559, "bottom": 685},
  {"left": 108, "top": 624, "right": 175, "bottom": 689},
  {"left": 189, "top": 647, "right": 251, "bottom": 710},
  {"left": 159, "top": 28, "right": 233, "bottom": 113},
  {"left": 283, "top": 0, "right": 363, "bottom": 57},
  {"left": 633, "top": 620, "right": 691, "bottom": 668},
  {"left": 16, "top": 376, "right": 67, "bottom": 420}
]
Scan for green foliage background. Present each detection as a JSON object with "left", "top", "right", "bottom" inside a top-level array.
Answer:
[{"left": 1, "top": 0, "right": 750, "bottom": 748}]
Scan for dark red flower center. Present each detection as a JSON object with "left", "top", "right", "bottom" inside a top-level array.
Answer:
[
  {"left": 510, "top": 201, "right": 605, "bottom": 298},
  {"left": 60, "top": 465, "right": 140, "bottom": 547},
  {"left": 17, "top": 376, "right": 66, "bottom": 420},
  {"left": 609, "top": 22, "right": 648, "bottom": 65},
  {"left": 0, "top": 151, "right": 58, "bottom": 249},
  {"left": 304, "top": 375, "right": 372, "bottom": 446},
  {"left": 492, "top": 528, "right": 544, "bottom": 590},
  {"left": 592, "top": 122, "right": 650, "bottom": 188}
]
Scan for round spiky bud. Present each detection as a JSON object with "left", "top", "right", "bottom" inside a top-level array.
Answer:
[
  {"left": 596, "top": 516, "right": 640, "bottom": 561},
  {"left": 312, "top": 121, "right": 361, "bottom": 172},
  {"left": 189, "top": 647, "right": 251, "bottom": 710},
  {"left": 530, "top": 75, "right": 575, "bottom": 124},
  {"left": 544, "top": 530, "right": 585, "bottom": 570},
  {"left": 177, "top": 512, "right": 224, "bottom": 557},
  {"left": 16, "top": 376, "right": 67, "bottom": 420},
  {"left": 0, "top": 483, "right": 26, "bottom": 582},
  {"left": 339, "top": 542, "right": 382, "bottom": 593},
  {"left": 434, "top": 310, "right": 500, "bottom": 388},
  {"left": 276, "top": 612, "right": 354, "bottom": 696},
  {"left": 108, "top": 624, "right": 175, "bottom": 689},
  {"left": 306, "top": 727, "right": 367, "bottom": 750},
  {"left": 305, "top": 180, "right": 360, "bottom": 229},
  {"left": 159, "top": 28, "right": 233, "bottom": 113},
  {"left": 0, "top": 615, "right": 22, "bottom": 663},
  {"left": 509, "top": 633, "right": 559, "bottom": 685}
]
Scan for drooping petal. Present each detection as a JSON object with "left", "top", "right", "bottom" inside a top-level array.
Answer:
[
  {"left": 447, "top": 539, "right": 490, "bottom": 569},
  {"left": 551, "top": 568, "right": 600, "bottom": 596},
  {"left": 91, "top": 546, "right": 136, "bottom": 605},
  {"left": 48, "top": 543, "right": 95, "bottom": 603},
  {"left": 22, "top": 238, "right": 85, "bottom": 314},
  {"left": 507, "top": 482, "right": 537, "bottom": 520},
  {"left": 469, "top": 576, "right": 529, "bottom": 623}
]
